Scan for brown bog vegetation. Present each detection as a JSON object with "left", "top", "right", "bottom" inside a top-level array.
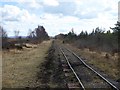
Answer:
[{"left": 2, "top": 40, "right": 52, "bottom": 88}]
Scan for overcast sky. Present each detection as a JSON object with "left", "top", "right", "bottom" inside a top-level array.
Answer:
[{"left": 0, "top": 0, "right": 119, "bottom": 36}]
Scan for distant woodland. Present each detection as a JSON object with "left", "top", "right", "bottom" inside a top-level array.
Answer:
[
  {"left": 0, "top": 25, "right": 49, "bottom": 50},
  {"left": 55, "top": 21, "right": 120, "bottom": 54},
  {"left": 1, "top": 21, "right": 119, "bottom": 54}
]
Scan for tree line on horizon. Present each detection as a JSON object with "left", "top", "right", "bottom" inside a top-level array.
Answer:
[
  {"left": 1, "top": 21, "right": 119, "bottom": 53},
  {"left": 0, "top": 25, "right": 49, "bottom": 50},
  {"left": 55, "top": 21, "right": 120, "bottom": 54}
]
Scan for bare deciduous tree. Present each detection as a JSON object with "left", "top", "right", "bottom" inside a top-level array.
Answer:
[
  {"left": 0, "top": 26, "right": 8, "bottom": 49},
  {"left": 0, "top": 26, "right": 7, "bottom": 39},
  {"left": 14, "top": 30, "right": 19, "bottom": 38}
]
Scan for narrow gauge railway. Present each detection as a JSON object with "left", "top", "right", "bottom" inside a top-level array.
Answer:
[{"left": 60, "top": 47, "right": 119, "bottom": 90}]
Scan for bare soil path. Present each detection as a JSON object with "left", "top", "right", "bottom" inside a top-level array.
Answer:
[{"left": 36, "top": 41, "right": 66, "bottom": 88}]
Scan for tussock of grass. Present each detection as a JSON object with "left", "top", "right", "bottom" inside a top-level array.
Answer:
[{"left": 2, "top": 40, "right": 52, "bottom": 88}]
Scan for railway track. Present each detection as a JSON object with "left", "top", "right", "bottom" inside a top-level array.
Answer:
[{"left": 60, "top": 47, "right": 119, "bottom": 90}]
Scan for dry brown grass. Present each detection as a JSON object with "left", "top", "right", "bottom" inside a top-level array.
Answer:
[
  {"left": 2, "top": 40, "right": 52, "bottom": 88},
  {"left": 64, "top": 43, "right": 119, "bottom": 80}
]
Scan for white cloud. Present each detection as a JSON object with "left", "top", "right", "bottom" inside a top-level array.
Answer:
[
  {"left": 1, "top": 5, "right": 41, "bottom": 36},
  {"left": 17, "top": 0, "right": 42, "bottom": 9},
  {"left": 74, "top": 0, "right": 118, "bottom": 19},
  {"left": 1, "top": 5, "right": 38, "bottom": 23},
  {"left": 43, "top": 0, "right": 59, "bottom": 6},
  {"left": 2, "top": 5, "right": 21, "bottom": 21},
  {"left": 27, "top": 0, "right": 42, "bottom": 9},
  {"left": 0, "top": 0, "right": 119, "bottom": 36}
]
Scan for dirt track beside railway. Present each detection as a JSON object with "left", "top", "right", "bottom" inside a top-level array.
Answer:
[{"left": 36, "top": 41, "right": 66, "bottom": 88}]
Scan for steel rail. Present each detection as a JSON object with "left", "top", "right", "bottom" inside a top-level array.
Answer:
[
  {"left": 66, "top": 48, "right": 119, "bottom": 90},
  {"left": 60, "top": 48, "right": 85, "bottom": 90}
]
